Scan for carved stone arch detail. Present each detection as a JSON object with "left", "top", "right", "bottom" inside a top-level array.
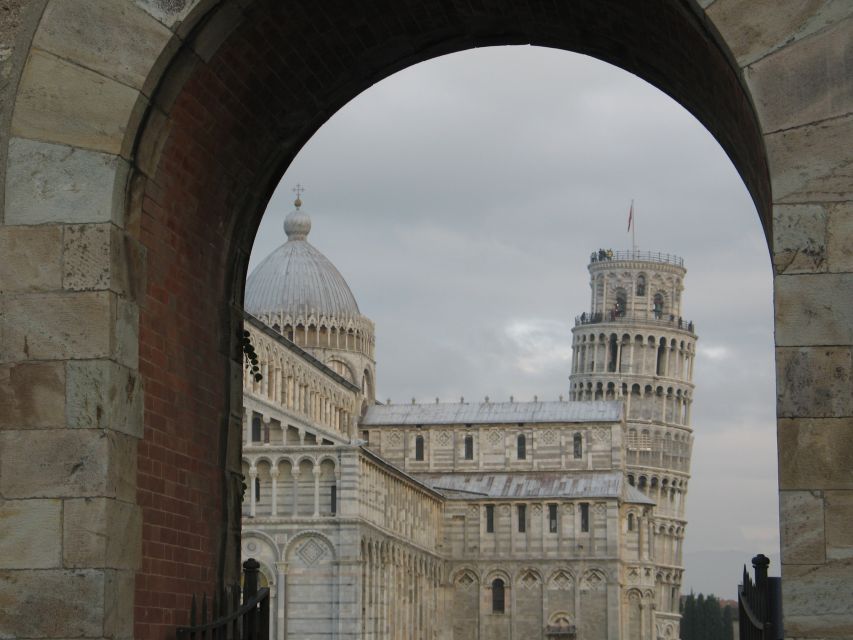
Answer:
[
  {"left": 294, "top": 454, "right": 317, "bottom": 469},
  {"left": 284, "top": 530, "right": 336, "bottom": 566},
  {"left": 547, "top": 569, "right": 575, "bottom": 590},
  {"left": 483, "top": 568, "right": 512, "bottom": 586},
  {"left": 548, "top": 611, "right": 574, "bottom": 627},
  {"left": 274, "top": 454, "right": 295, "bottom": 468},
  {"left": 253, "top": 455, "right": 275, "bottom": 468},
  {"left": 626, "top": 588, "right": 643, "bottom": 602},
  {"left": 580, "top": 568, "right": 607, "bottom": 590},
  {"left": 241, "top": 528, "right": 282, "bottom": 563},
  {"left": 315, "top": 454, "right": 338, "bottom": 469},
  {"left": 516, "top": 568, "right": 542, "bottom": 590}
]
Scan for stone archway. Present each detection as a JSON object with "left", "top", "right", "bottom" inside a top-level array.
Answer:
[{"left": 0, "top": 2, "right": 849, "bottom": 639}]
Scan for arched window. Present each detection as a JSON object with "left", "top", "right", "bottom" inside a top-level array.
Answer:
[
  {"left": 615, "top": 288, "right": 627, "bottom": 317},
  {"left": 608, "top": 334, "right": 618, "bottom": 371},
  {"left": 415, "top": 435, "right": 424, "bottom": 461},
  {"left": 657, "top": 338, "right": 666, "bottom": 375},
  {"left": 653, "top": 293, "right": 665, "bottom": 319},
  {"left": 517, "top": 434, "right": 526, "bottom": 460},
  {"left": 464, "top": 435, "right": 474, "bottom": 460},
  {"left": 330, "top": 484, "right": 337, "bottom": 515},
  {"left": 254, "top": 477, "right": 260, "bottom": 501},
  {"left": 492, "top": 579, "right": 505, "bottom": 613},
  {"left": 548, "top": 503, "right": 558, "bottom": 533},
  {"left": 580, "top": 503, "right": 590, "bottom": 532},
  {"left": 573, "top": 432, "right": 583, "bottom": 459},
  {"left": 628, "top": 512, "right": 635, "bottom": 531},
  {"left": 636, "top": 275, "right": 646, "bottom": 296},
  {"left": 251, "top": 413, "right": 262, "bottom": 443}
]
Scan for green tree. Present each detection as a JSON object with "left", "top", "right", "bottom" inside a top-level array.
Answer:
[
  {"left": 703, "top": 595, "right": 724, "bottom": 640},
  {"left": 680, "top": 592, "right": 732, "bottom": 640},
  {"left": 681, "top": 592, "right": 697, "bottom": 640},
  {"left": 722, "top": 603, "right": 735, "bottom": 640}
]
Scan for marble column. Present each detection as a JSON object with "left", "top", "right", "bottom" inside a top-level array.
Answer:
[
  {"left": 270, "top": 468, "right": 279, "bottom": 516},
  {"left": 276, "top": 561, "right": 287, "bottom": 640},
  {"left": 313, "top": 467, "right": 321, "bottom": 517},
  {"left": 249, "top": 468, "right": 257, "bottom": 518},
  {"left": 291, "top": 470, "right": 300, "bottom": 517}
]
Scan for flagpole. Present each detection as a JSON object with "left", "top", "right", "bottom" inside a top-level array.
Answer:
[{"left": 632, "top": 199, "right": 636, "bottom": 252}]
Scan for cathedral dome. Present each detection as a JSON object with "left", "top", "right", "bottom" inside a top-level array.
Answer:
[{"left": 245, "top": 199, "right": 361, "bottom": 318}]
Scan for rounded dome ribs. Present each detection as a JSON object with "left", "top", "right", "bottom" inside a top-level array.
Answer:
[
  {"left": 246, "top": 240, "right": 361, "bottom": 319},
  {"left": 245, "top": 199, "right": 375, "bottom": 358}
]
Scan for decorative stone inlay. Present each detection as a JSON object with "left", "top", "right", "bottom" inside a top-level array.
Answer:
[
  {"left": 594, "top": 428, "right": 609, "bottom": 442},
  {"left": 519, "top": 571, "right": 539, "bottom": 590},
  {"left": 388, "top": 430, "right": 401, "bottom": 445},
  {"left": 594, "top": 503, "right": 607, "bottom": 515},
  {"left": 582, "top": 570, "right": 606, "bottom": 590},
  {"left": 456, "top": 572, "right": 476, "bottom": 590},
  {"left": 296, "top": 538, "right": 327, "bottom": 565},
  {"left": 549, "top": 571, "right": 573, "bottom": 590},
  {"left": 532, "top": 504, "right": 542, "bottom": 515},
  {"left": 542, "top": 430, "right": 557, "bottom": 444},
  {"left": 246, "top": 542, "right": 257, "bottom": 552},
  {"left": 437, "top": 431, "right": 451, "bottom": 446},
  {"left": 487, "top": 430, "right": 502, "bottom": 446}
]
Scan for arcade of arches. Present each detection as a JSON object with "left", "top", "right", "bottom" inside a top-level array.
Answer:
[{"left": 0, "top": 1, "right": 850, "bottom": 639}]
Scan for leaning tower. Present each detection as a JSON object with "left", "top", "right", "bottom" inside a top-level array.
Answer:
[{"left": 569, "top": 249, "right": 697, "bottom": 633}]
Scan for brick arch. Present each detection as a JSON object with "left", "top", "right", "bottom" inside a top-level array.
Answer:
[
  {"left": 1, "top": 2, "right": 849, "bottom": 640},
  {"left": 127, "top": 4, "right": 773, "bottom": 633}
]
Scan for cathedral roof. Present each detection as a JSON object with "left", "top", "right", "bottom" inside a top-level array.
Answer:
[
  {"left": 245, "top": 198, "right": 361, "bottom": 319},
  {"left": 415, "top": 471, "right": 654, "bottom": 504},
  {"left": 361, "top": 400, "right": 622, "bottom": 426}
]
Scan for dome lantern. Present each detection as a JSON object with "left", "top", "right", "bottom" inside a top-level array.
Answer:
[{"left": 284, "top": 195, "right": 312, "bottom": 241}]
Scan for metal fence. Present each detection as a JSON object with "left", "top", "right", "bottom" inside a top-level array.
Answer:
[
  {"left": 574, "top": 311, "right": 695, "bottom": 332},
  {"left": 176, "top": 558, "right": 270, "bottom": 640},
  {"left": 738, "top": 554, "right": 783, "bottom": 640},
  {"left": 589, "top": 249, "right": 684, "bottom": 267}
]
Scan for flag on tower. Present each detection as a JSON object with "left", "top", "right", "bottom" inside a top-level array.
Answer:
[{"left": 627, "top": 201, "right": 634, "bottom": 232}]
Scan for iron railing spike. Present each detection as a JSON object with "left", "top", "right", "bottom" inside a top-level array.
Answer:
[{"left": 175, "top": 562, "right": 270, "bottom": 640}]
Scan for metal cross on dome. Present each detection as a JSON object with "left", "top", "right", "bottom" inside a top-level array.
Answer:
[{"left": 293, "top": 184, "right": 306, "bottom": 199}]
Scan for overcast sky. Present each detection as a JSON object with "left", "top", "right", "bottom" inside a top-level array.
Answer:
[{"left": 249, "top": 46, "right": 779, "bottom": 598}]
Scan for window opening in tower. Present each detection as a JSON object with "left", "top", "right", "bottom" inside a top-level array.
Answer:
[
  {"left": 657, "top": 338, "right": 666, "bottom": 376},
  {"left": 653, "top": 293, "right": 665, "bottom": 319}
]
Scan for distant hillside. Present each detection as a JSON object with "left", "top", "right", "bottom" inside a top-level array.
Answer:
[{"left": 683, "top": 550, "right": 781, "bottom": 600}]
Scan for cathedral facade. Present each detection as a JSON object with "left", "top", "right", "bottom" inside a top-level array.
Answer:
[{"left": 240, "top": 199, "right": 695, "bottom": 640}]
